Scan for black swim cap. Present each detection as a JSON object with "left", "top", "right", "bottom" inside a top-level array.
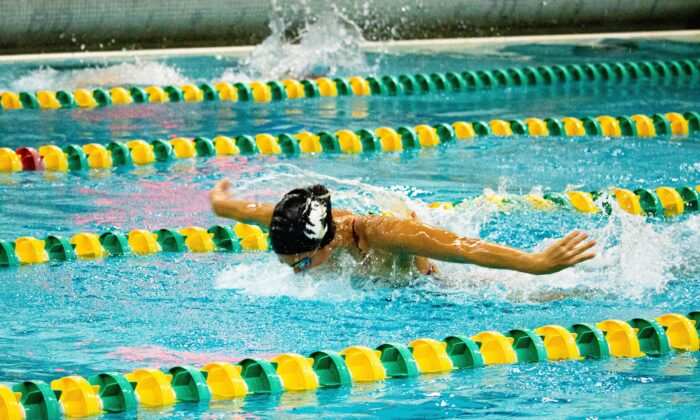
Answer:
[{"left": 269, "top": 184, "right": 336, "bottom": 255}]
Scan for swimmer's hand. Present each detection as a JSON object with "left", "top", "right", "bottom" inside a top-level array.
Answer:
[
  {"left": 531, "top": 231, "right": 596, "bottom": 274},
  {"left": 210, "top": 179, "right": 232, "bottom": 212},
  {"left": 209, "top": 179, "right": 275, "bottom": 227}
]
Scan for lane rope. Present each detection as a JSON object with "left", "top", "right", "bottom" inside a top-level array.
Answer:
[
  {"left": 1, "top": 111, "right": 698, "bottom": 174},
  {"left": 1, "top": 311, "right": 697, "bottom": 418},
  {"left": 1, "top": 58, "right": 698, "bottom": 111}
]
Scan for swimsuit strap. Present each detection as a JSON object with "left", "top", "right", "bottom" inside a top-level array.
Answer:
[{"left": 351, "top": 218, "right": 366, "bottom": 256}]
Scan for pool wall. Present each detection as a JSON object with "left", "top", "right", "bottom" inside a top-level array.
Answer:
[{"left": 1, "top": 0, "right": 700, "bottom": 53}]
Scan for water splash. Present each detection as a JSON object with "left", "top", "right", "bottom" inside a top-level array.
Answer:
[
  {"left": 5, "top": 61, "right": 190, "bottom": 92},
  {"left": 221, "top": 8, "right": 373, "bottom": 82}
]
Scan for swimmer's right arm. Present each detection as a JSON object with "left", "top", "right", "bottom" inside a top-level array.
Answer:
[
  {"left": 209, "top": 180, "right": 274, "bottom": 227},
  {"left": 357, "top": 216, "right": 596, "bottom": 275}
]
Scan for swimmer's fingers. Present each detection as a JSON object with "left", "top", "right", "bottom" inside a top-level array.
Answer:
[
  {"left": 210, "top": 179, "right": 232, "bottom": 203},
  {"left": 565, "top": 232, "right": 590, "bottom": 250},
  {"left": 570, "top": 238, "right": 596, "bottom": 255},
  {"left": 572, "top": 252, "right": 596, "bottom": 264}
]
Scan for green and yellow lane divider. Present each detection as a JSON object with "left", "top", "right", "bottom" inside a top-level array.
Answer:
[
  {"left": 1, "top": 183, "right": 697, "bottom": 270},
  {"left": 1, "top": 58, "right": 698, "bottom": 111},
  {"left": 0, "top": 223, "right": 268, "bottom": 268},
  {"left": 1, "top": 111, "right": 698, "bottom": 174},
  {"left": 428, "top": 184, "right": 700, "bottom": 218},
  {"left": 1, "top": 311, "right": 697, "bottom": 418}
]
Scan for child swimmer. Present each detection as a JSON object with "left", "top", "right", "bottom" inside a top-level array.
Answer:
[{"left": 210, "top": 180, "right": 596, "bottom": 276}]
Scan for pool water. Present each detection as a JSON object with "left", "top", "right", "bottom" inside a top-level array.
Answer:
[{"left": 1, "top": 34, "right": 700, "bottom": 418}]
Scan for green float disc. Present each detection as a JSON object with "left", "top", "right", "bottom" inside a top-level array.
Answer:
[
  {"left": 398, "top": 74, "right": 420, "bottom": 95},
  {"left": 628, "top": 318, "right": 671, "bottom": 357},
  {"left": 491, "top": 69, "right": 514, "bottom": 87},
  {"left": 237, "top": 358, "right": 283, "bottom": 395},
  {"left": 193, "top": 137, "right": 216, "bottom": 157},
  {"left": 443, "top": 335, "right": 484, "bottom": 368},
  {"left": 333, "top": 78, "right": 352, "bottom": 96},
  {"left": 635, "top": 189, "right": 664, "bottom": 216},
  {"left": 476, "top": 70, "right": 497, "bottom": 88},
  {"left": 581, "top": 117, "right": 603, "bottom": 136},
  {"left": 0, "top": 240, "right": 19, "bottom": 267},
  {"left": 676, "top": 186, "right": 699, "bottom": 212},
  {"left": 550, "top": 65, "right": 572, "bottom": 83},
  {"left": 688, "top": 312, "right": 700, "bottom": 334},
  {"left": 366, "top": 77, "right": 387, "bottom": 95},
  {"left": 471, "top": 120, "right": 491, "bottom": 136},
  {"left": 62, "top": 144, "right": 89, "bottom": 171},
  {"left": 55, "top": 90, "right": 76, "bottom": 108},
  {"left": 198, "top": 83, "right": 219, "bottom": 101},
  {"left": 99, "top": 232, "right": 130, "bottom": 256},
  {"left": 461, "top": 71, "right": 483, "bottom": 90},
  {"left": 92, "top": 89, "right": 113, "bottom": 106},
  {"left": 233, "top": 82, "right": 253, "bottom": 101},
  {"left": 522, "top": 66, "right": 544, "bottom": 86},
  {"left": 356, "top": 129, "right": 381, "bottom": 152},
  {"left": 506, "top": 68, "right": 527, "bottom": 86},
  {"left": 88, "top": 373, "right": 138, "bottom": 413},
  {"left": 445, "top": 72, "right": 467, "bottom": 91},
  {"left": 169, "top": 366, "right": 212, "bottom": 403},
  {"left": 376, "top": 343, "right": 420, "bottom": 378},
  {"left": 266, "top": 81, "right": 287, "bottom": 100},
  {"left": 19, "top": 92, "right": 40, "bottom": 109},
  {"left": 508, "top": 119, "right": 527, "bottom": 135},
  {"left": 433, "top": 123, "right": 456, "bottom": 142},
  {"left": 128, "top": 87, "right": 148, "bottom": 103},
  {"left": 414, "top": 73, "right": 437, "bottom": 93},
  {"left": 544, "top": 118, "right": 565, "bottom": 136},
  {"left": 235, "top": 135, "right": 259, "bottom": 155},
  {"left": 154, "top": 229, "right": 187, "bottom": 252},
  {"left": 505, "top": 329, "right": 548, "bottom": 363},
  {"left": 616, "top": 116, "right": 638, "bottom": 136},
  {"left": 317, "top": 131, "right": 342, "bottom": 153},
  {"left": 536, "top": 66, "right": 556, "bottom": 85},
  {"left": 45, "top": 235, "right": 76, "bottom": 261},
  {"left": 568, "top": 323, "right": 610, "bottom": 359},
  {"left": 106, "top": 141, "right": 134, "bottom": 167},
  {"left": 12, "top": 380, "right": 62, "bottom": 420},
  {"left": 150, "top": 139, "right": 174, "bottom": 162},
  {"left": 381, "top": 76, "right": 404, "bottom": 96},
  {"left": 277, "top": 133, "right": 300, "bottom": 155},
  {"left": 651, "top": 113, "right": 672, "bottom": 135},
  {"left": 543, "top": 193, "right": 569, "bottom": 207},
  {"left": 207, "top": 225, "right": 242, "bottom": 252},
  {"left": 310, "top": 350, "right": 352, "bottom": 387},
  {"left": 396, "top": 126, "right": 421, "bottom": 149},
  {"left": 429, "top": 73, "right": 449, "bottom": 92},
  {"left": 163, "top": 85, "right": 184, "bottom": 102}
]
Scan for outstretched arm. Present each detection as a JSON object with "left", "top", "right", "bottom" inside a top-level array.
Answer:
[
  {"left": 209, "top": 179, "right": 275, "bottom": 227},
  {"left": 357, "top": 216, "right": 595, "bottom": 275}
]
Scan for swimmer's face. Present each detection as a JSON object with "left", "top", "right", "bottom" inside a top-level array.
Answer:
[{"left": 278, "top": 245, "right": 332, "bottom": 274}]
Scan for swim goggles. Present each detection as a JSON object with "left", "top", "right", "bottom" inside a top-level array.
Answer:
[{"left": 290, "top": 256, "right": 313, "bottom": 272}]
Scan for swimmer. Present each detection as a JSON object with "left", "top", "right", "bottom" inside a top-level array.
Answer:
[{"left": 210, "top": 180, "right": 596, "bottom": 276}]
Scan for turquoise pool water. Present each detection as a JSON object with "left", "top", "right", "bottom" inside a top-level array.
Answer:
[{"left": 1, "top": 37, "right": 699, "bottom": 418}]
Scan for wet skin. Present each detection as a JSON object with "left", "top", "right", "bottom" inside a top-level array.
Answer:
[{"left": 210, "top": 180, "right": 596, "bottom": 276}]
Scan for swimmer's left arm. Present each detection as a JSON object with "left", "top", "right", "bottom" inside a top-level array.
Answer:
[
  {"left": 357, "top": 216, "right": 596, "bottom": 275},
  {"left": 209, "top": 179, "right": 275, "bottom": 227}
]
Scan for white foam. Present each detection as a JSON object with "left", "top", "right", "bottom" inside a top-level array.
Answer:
[
  {"left": 4, "top": 61, "right": 190, "bottom": 92},
  {"left": 214, "top": 253, "right": 362, "bottom": 301}
]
